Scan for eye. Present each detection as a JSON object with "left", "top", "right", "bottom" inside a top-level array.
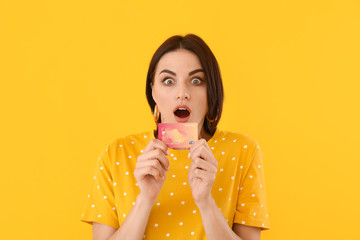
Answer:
[
  {"left": 162, "top": 78, "right": 174, "bottom": 85},
  {"left": 191, "top": 77, "right": 202, "bottom": 85}
]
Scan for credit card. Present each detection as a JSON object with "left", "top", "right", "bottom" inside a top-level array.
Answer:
[{"left": 158, "top": 123, "right": 198, "bottom": 149}]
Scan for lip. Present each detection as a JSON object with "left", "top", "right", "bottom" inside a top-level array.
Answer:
[{"left": 173, "top": 104, "right": 191, "bottom": 123}]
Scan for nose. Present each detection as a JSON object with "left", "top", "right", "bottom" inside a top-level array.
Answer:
[{"left": 176, "top": 83, "right": 190, "bottom": 101}]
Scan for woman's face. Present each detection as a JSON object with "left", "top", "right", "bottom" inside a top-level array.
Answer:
[{"left": 151, "top": 49, "right": 208, "bottom": 137}]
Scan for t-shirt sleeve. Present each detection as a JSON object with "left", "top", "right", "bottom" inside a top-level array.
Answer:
[
  {"left": 80, "top": 144, "right": 119, "bottom": 229},
  {"left": 233, "top": 144, "right": 271, "bottom": 230}
]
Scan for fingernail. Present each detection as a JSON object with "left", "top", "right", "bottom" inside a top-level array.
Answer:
[
  {"left": 188, "top": 152, "right": 190, "bottom": 158},
  {"left": 167, "top": 166, "right": 170, "bottom": 171},
  {"left": 167, "top": 149, "right": 170, "bottom": 155},
  {"left": 162, "top": 175, "right": 165, "bottom": 180}
]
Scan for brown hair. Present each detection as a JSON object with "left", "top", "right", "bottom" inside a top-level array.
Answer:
[{"left": 145, "top": 34, "right": 224, "bottom": 138}]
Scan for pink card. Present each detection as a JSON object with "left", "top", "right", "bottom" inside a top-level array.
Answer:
[{"left": 158, "top": 123, "right": 198, "bottom": 149}]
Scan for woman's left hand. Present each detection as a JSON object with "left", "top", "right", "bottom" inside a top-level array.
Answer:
[{"left": 188, "top": 139, "right": 218, "bottom": 207}]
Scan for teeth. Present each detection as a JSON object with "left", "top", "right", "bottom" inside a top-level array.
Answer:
[{"left": 178, "top": 108, "right": 187, "bottom": 110}]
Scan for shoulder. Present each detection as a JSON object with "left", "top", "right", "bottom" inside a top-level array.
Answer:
[
  {"left": 216, "top": 129, "right": 260, "bottom": 150},
  {"left": 99, "top": 131, "right": 153, "bottom": 164},
  {"left": 106, "top": 131, "right": 154, "bottom": 152}
]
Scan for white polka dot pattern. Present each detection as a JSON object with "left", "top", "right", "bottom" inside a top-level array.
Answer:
[{"left": 80, "top": 129, "right": 271, "bottom": 236}]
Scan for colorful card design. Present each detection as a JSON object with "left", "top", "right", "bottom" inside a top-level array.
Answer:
[{"left": 158, "top": 123, "right": 198, "bottom": 149}]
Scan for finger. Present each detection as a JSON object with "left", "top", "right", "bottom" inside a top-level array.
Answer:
[
  {"left": 191, "top": 168, "right": 215, "bottom": 185},
  {"left": 189, "top": 139, "right": 212, "bottom": 159},
  {"left": 190, "top": 157, "right": 217, "bottom": 174},
  {"left": 134, "top": 164, "right": 164, "bottom": 181},
  {"left": 190, "top": 145, "right": 217, "bottom": 166},
  {"left": 135, "top": 160, "right": 166, "bottom": 178},
  {"left": 189, "top": 139, "right": 212, "bottom": 158},
  {"left": 144, "top": 138, "right": 169, "bottom": 156},
  {"left": 137, "top": 148, "right": 170, "bottom": 171},
  {"left": 192, "top": 146, "right": 211, "bottom": 160},
  {"left": 189, "top": 138, "right": 206, "bottom": 153}
]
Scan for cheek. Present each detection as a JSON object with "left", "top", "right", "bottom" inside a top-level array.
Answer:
[
  {"left": 153, "top": 84, "right": 169, "bottom": 101},
  {"left": 194, "top": 87, "right": 208, "bottom": 113},
  {"left": 155, "top": 92, "right": 171, "bottom": 106},
  {"left": 153, "top": 88, "right": 172, "bottom": 113}
]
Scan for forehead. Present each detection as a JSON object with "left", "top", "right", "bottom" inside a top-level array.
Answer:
[{"left": 155, "top": 49, "right": 202, "bottom": 73}]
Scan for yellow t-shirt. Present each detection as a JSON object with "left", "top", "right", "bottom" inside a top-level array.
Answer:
[{"left": 80, "top": 128, "right": 270, "bottom": 238}]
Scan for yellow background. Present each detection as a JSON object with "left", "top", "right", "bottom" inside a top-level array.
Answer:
[{"left": 1, "top": 0, "right": 359, "bottom": 239}]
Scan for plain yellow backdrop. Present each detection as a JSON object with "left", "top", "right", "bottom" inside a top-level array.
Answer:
[{"left": 1, "top": 0, "right": 359, "bottom": 239}]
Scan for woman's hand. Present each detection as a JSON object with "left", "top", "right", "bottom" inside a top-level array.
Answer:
[
  {"left": 133, "top": 139, "right": 170, "bottom": 206},
  {"left": 188, "top": 139, "right": 218, "bottom": 208}
]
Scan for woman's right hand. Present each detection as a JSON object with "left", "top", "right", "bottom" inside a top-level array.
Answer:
[{"left": 133, "top": 139, "right": 170, "bottom": 206}]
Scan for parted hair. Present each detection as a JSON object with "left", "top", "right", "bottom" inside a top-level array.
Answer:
[{"left": 145, "top": 34, "right": 224, "bottom": 139}]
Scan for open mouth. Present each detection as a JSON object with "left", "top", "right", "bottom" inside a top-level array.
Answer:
[{"left": 174, "top": 108, "right": 190, "bottom": 118}]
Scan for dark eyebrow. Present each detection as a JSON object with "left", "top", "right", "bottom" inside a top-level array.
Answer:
[
  {"left": 159, "top": 69, "right": 204, "bottom": 76},
  {"left": 188, "top": 69, "right": 204, "bottom": 76},
  {"left": 159, "top": 69, "right": 176, "bottom": 76}
]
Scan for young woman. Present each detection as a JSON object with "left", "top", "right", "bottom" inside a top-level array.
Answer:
[{"left": 81, "top": 34, "right": 270, "bottom": 240}]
